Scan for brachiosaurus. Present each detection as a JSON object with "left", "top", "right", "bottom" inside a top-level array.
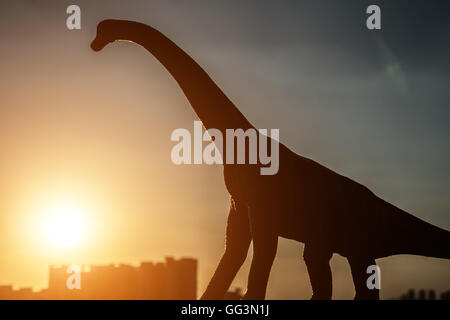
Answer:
[{"left": 91, "top": 20, "right": 450, "bottom": 300}]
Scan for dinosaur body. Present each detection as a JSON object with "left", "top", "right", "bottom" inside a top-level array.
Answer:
[{"left": 91, "top": 20, "right": 450, "bottom": 300}]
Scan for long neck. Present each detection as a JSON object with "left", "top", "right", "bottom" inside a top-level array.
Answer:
[{"left": 120, "top": 22, "right": 254, "bottom": 133}]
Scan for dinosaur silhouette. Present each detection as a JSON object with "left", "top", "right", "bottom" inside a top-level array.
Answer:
[{"left": 91, "top": 20, "right": 450, "bottom": 300}]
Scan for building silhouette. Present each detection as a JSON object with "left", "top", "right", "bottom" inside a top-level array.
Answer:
[
  {"left": 0, "top": 257, "right": 197, "bottom": 300},
  {"left": 399, "top": 288, "right": 450, "bottom": 300}
]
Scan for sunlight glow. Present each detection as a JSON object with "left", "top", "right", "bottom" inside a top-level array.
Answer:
[{"left": 42, "top": 201, "right": 87, "bottom": 248}]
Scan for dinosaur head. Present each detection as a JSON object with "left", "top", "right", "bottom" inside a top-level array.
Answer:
[{"left": 91, "top": 19, "right": 136, "bottom": 51}]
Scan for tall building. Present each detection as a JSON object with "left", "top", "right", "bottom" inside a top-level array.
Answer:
[{"left": 0, "top": 257, "right": 197, "bottom": 300}]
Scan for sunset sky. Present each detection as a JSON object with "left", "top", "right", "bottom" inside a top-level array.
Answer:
[{"left": 0, "top": 0, "right": 449, "bottom": 299}]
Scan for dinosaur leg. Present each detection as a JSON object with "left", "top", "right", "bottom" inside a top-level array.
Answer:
[
  {"left": 243, "top": 205, "right": 278, "bottom": 300},
  {"left": 348, "top": 256, "right": 380, "bottom": 300},
  {"left": 200, "top": 198, "right": 251, "bottom": 300},
  {"left": 303, "top": 244, "right": 333, "bottom": 300}
]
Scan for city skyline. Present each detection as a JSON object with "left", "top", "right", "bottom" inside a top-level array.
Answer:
[{"left": 0, "top": 257, "right": 197, "bottom": 300}]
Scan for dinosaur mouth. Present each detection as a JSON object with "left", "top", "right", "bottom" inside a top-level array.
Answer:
[
  {"left": 90, "top": 38, "right": 104, "bottom": 51},
  {"left": 90, "top": 37, "right": 113, "bottom": 52},
  {"left": 91, "top": 38, "right": 136, "bottom": 51}
]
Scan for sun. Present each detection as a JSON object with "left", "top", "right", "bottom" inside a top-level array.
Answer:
[{"left": 42, "top": 201, "right": 87, "bottom": 248}]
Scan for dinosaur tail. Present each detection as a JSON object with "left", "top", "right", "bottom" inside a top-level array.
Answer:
[{"left": 379, "top": 199, "right": 450, "bottom": 260}]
